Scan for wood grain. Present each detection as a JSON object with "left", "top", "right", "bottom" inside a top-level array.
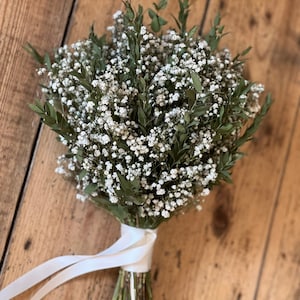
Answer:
[
  {"left": 0, "top": 0, "right": 299, "bottom": 299},
  {"left": 254, "top": 1, "right": 300, "bottom": 298},
  {"left": 1, "top": 0, "right": 208, "bottom": 299},
  {"left": 257, "top": 102, "right": 300, "bottom": 300},
  {"left": 0, "top": 0, "right": 74, "bottom": 261},
  {"left": 152, "top": 0, "right": 300, "bottom": 299}
]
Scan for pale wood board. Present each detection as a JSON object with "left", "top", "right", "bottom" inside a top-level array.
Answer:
[
  {"left": 257, "top": 102, "right": 300, "bottom": 300},
  {"left": 152, "top": 0, "right": 300, "bottom": 299},
  {"left": 0, "top": 0, "right": 299, "bottom": 299},
  {"left": 254, "top": 0, "right": 300, "bottom": 296},
  {"left": 0, "top": 0, "right": 74, "bottom": 260}
]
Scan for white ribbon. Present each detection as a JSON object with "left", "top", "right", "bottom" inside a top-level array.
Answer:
[{"left": 0, "top": 224, "right": 157, "bottom": 300}]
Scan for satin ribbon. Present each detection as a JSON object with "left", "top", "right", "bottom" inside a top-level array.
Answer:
[{"left": 0, "top": 224, "right": 157, "bottom": 300}]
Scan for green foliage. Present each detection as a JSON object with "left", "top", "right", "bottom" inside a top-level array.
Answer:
[
  {"left": 24, "top": 43, "right": 44, "bottom": 65},
  {"left": 27, "top": 0, "right": 272, "bottom": 228},
  {"left": 172, "top": 0, "right": 190, "bottom": 37},
  {"left": 204, "top": 13, "right": 226, "bottom": 51},
  {"left": 153, "top": 0, "right": 168, "bottom": 11},
  {"left": 29, "top": 99, "right": 74, "bottom": 140},
  {"left": 190, "top": 71, "right": 202, "bottom": 93},
  {"left": 235, "top": 93, "right": 272, "bottom": 148},
  {"left": 148, "top": 8, "right": 168, "bottom": 32}
]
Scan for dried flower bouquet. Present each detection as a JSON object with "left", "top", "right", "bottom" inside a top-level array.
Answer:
[{"left": 23, "top": 0, "right": 272, "bottom": 298}]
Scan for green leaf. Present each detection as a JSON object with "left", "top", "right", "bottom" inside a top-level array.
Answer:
[
  {"left": 176, "top": 124, "right": 186, "bottom": 133},
  {"left": 149, "top": 7, "right": 167, "bottom": 32},
  {"left": 219, "top": 106, "right": 225, "bottom": 121},
  {"left": 78, "top": 170, "right": 88, "bottom": 181},
  {"left": 235, "top": 93, "right": 272, "bottom": 148},
  {"left": 184, "top": 112, "right": 191, "bottom": 123},
  {"left": 28, "top": 103, "right": 44, "bottom": 115},
  {"left": 179, "top": 133, "right": 188, "bottom": 143},
  {"left": 213, "top": 12, "right": 221, "bottom": 27},
  {"left": 186, "top": 89, "right": 196, "bottom": 108},
  {"left": 233, "top": 46, "right": 252, "bottom": 62},
  {"left": 138, "top": 106, "right": 147, "bottom": 127},
  {"left": 241, "top": 46, "right": 252, "bottom": 56},
  {"left": 191, "top": 71, "right": 202, "bottom": 93},
  {"left": 150, "top": 15, "right": 161, "bottom": 32},
  {"left": 153, "top": 0, "right": 168, "bottom": 11},
  {"left": 148, "top": 8, "right": 156, "bottom": 19},
  {"left": 188, "top": 25, "right": 198, "bottom": 39},
  {"left": 84, "top": 183, "right": 98, "bottom": 195},
  {"left": 44, "top": 53, "right": 52, "bottom": 70},
  {"left": 192, "top": 105, "right": 207, "bottom": 117},
  {"left": 218, "top": 123, "right": 234, "bottom": 134},
  {"left": 219, "top": 170, "right": 233, "bottom": 183},
  {"left": 117, "top": 173, "right": 133, "bottom": 194},
  {"left": 158, "top": 15, "right": 167, "bottom": 26},
  {"left": 76, "top": 148, "right": 84, "bottom": 164},
  {"left": 126, "top": 195, "right": 144, "bottom": 205},
  {"left": 204, "top": 13, "right": 225, "bottom": 51},
  {"left": 23, "top": 43, "right": 44, "bottom": 64},
  {"left": 173, "top": 0, "right": 189, "bottom": 36},
  {"left": 124, "top": 1, "right": 135, "bottom": 21},
  {"left": 45, "top": 102, "right": 57, "bottom": 121}
]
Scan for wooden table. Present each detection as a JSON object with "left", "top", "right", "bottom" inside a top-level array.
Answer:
[{"left": 0, "top": 0, "right": 299, "bottom": 299}]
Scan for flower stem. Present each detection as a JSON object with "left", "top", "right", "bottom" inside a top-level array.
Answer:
[{"left": 112, "top": 269, "right": 152, "bottom": 300}]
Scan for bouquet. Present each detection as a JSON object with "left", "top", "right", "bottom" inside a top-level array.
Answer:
[{"left": 1, "top": 0, "right": 271, "bottom": 299}]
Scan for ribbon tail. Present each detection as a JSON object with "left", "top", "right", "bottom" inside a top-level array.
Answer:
[
  {"left": 31, "top": 241, "right": 156, "bottom": 300},
  {"left": 0, "top": 224, "right": 157, "bottom": 300},
  {"left": 0, "top": 231, "right": 138, "bottom": 300},
  {"left": 0, "top": 255, "right": 86, "bottom": 300}
]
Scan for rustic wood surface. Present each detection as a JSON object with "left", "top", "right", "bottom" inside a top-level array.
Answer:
[
  {"left": 0, "top": 0, "right": 299, "bottom": 299},
  {"left": 0, "top": 0, "right": 74, "bottom": 264}
]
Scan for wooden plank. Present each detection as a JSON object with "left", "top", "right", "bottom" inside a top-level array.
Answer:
[
  {"left": 257, "top": 104, "right": 300, "bottom": 300},
  {"left": 152, "top": 0, "right": 300, "bottom": 299},
  {"left": 0, "top": 0, "right": 209, "bottom": 299},
  {"left": 1, "top": 0, "right": 299, "bottom": 299},
  {"left": 0, "top": 0, "right": 74, "bottom": 260},
  {"left": 254, "top": 1, "right": 300, "bottom": 296}
]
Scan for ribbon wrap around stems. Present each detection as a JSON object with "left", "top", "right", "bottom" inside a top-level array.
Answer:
[{"left": 0, "top": 224, "right": 157, "bottom": 300}]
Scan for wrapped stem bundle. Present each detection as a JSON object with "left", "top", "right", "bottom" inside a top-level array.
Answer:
[{"left": 24, "top": 0, "right": 272, "bottom": 298}]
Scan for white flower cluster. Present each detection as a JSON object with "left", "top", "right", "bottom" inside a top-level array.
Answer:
[{"left": 37, "top": 10, "right": 264, "bottom": 223}]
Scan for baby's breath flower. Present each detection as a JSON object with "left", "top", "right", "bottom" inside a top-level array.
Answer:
[{"left": 30, "top": 2, "right": 271, "bottom": 229}]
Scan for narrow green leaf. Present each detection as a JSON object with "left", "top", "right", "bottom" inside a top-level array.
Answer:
[
  {"left": 176, "top": 124, "right": 186, "bottom": 133},
  {"left": 28, "top": 103, "right": 44, "bottom": 114},
  {"left": 184, "top": 112, "right": 191, "bottom": 123},
  {"left": 124, "top": 2, "right": 135, "bottom": 21},
  {"left": 158, "top": 16, "right": 167, "bottom": 26},
  {"left": 219, "top": 106, "right": 225, "bottom": 121},
  {"left": 150, "top": 15, "right": 161, "bottom": 32},
  {"left": 186, "top": 89, "right": 196, "bottom": 108},
  {"left": 84, "top": 183, "right": 98, "bottom": 195},
  {"left": 241, "top": 46, "right": 252, "bottom": 56},
  {"left": 188, "top": 25, "right": 198, "bottom": 38},
  {"left": 78, "top": 170, "right": 88, "bottom": 181},
  {"left": 138, "top": 106, "right": 147, "bottom": 127},
  {"left": 191, "top": 71, "right": 202, "bottom": 93},
  {"left": 235, "top": 93, "right": 272, "bottom": 148},
  {"left": 218, "top": 123, "right": 234, "bottom": 134},
  {"left": 23, "top": 43, "right": 44, "bottom": 64},
  {"left": 44, "top": 53, "right": 52, "bottom": 70},
  {"left": 153, "top": 0, "right": 168, "bottom": 11},
  {"left": 45, "top": 102, "right": 57, "bottom": 120},
  {"left": 148, "top": 8, "right": 156, "bottom": 19}
]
